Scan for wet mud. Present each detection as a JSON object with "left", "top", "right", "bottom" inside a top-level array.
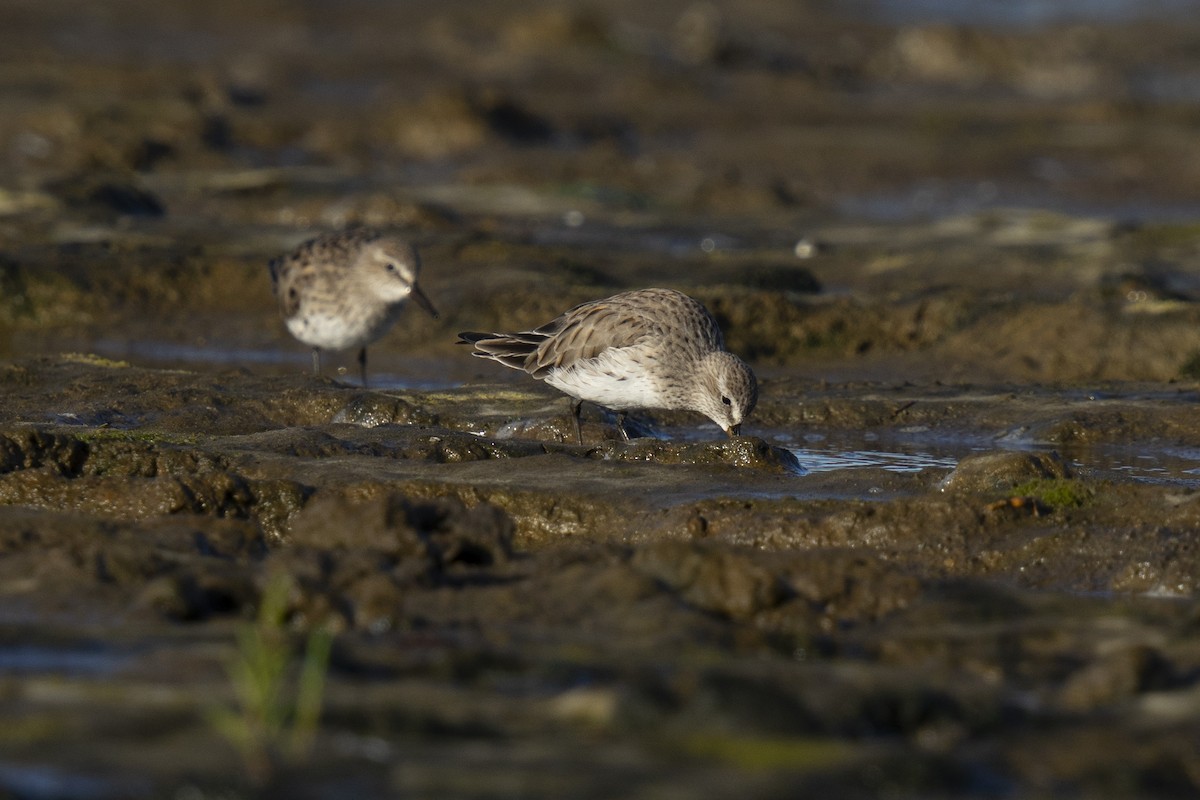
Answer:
[{"left": 5, "top": 1, "right": 1200, "bottom": 798}]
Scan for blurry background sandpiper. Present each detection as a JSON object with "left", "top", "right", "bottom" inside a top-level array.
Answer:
[{"left": 269, "top": 228, "right": 438, "bottom": 386}]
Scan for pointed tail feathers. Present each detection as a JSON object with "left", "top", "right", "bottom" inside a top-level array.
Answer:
[{"left": 457, "top": 331, "right": 547, "bottom": 373}]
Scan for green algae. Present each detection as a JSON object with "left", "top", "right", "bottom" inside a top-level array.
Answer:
[{"left": 1011, "top": 478, "right": 1097, "bottom": 509}]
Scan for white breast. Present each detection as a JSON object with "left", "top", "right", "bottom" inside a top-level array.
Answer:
[
  {"left": 287, "top": 312, "right": 370, "bottom": 351},
  {"left": 542, "top": 348, "right": 666, "bottom": 410}
]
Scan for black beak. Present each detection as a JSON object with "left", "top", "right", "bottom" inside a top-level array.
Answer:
[
  {"left": 411, "top": 283, "right": 439, "bottom": 319},
  {"left": 726, "top": 424, "right": 741, "bottom": 437}
]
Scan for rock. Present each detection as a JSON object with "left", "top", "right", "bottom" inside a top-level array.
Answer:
[{"left": 940, "top": 450, "right": 1070, "bottom": 494}]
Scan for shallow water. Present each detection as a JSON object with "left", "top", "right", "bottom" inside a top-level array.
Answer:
[
  {"left": 787, "top": 427, "right": 1200, "bottom": 479},
  {"left": 1076, "top": 443, "right": 1200, "bottom": 488},
  {"left": 837, "top": 180, "right": 1200, "bottom": 226},
  {"left": 0, "top": 765, "right": 131, "bottom": 800},
  {"left": 863, "top": 0, "right": 1198, "bottom": 26},
  {"left": 787, "top": 444, "right": 958, "bottom": 476},
  {"left": 787, "top": 433, "right": 1200, "bottom": 489},
  {"left": 0, "top": 646, "right": 127, "bottom": 676}
]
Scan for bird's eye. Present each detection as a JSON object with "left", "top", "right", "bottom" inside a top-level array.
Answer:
[
  {"left": 721, "top": 396, "right": 732, "bottom": 406},
  {"left": 385, "top": 263, "right": 398, "bottom": 273}
]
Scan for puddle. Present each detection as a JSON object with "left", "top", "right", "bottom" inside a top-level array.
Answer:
[
  {"left": 1075, "top": 444, "right": 1200, "bottom": 489},
  {"left": 0, "top": 763, "right": 141, "bottom": 800},
  {"left": 773, "top": 428, "right": 977, "bottom": 475},
  {"left": 789, "top": 446, "right": 958, "bottom": 474},
  {"left": 93, "top": 338, "right": 298, "bottom": 367},
  {"left": 859, "top": 0, "right": 1197, "bottom": 26},
  {"left": 87, "top": 338, "right": 463, "bottom": 391},
  {"left": 771, "top": 429, "right": 1200, "bottom": 489},
  {"left": 836, "top": 180, "right": 1200, "bottom": 226},
  {"left": 0, "top": 645, "right": 127, "bottom": 676}
]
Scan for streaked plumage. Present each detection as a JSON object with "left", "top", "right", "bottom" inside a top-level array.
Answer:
[
  {"left": 459, "top": 288, "right": 757, "bottom": 443},
  {"left": 269, "top": 228, "right": 438, "bottom": 386}
]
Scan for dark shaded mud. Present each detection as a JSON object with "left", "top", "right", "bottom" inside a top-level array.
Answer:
[{"left": 5, "top": 1, "right": 1200, "bottom": 798}]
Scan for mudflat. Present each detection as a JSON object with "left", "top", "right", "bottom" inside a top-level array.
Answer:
[{"left": 3, "top": 1, "right": 1200, "bottom": 797}]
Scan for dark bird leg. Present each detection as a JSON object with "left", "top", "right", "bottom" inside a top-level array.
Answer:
[
  {"left": 358, "top": 347, "right": 369, "bottom": 388},
  {"left": 311, "top": 347, "right": 321, "bottom": 376},
  {"left": 570, "top": 398, "right": 584, "bottom": 446},
  {"left": 616, "top": 411, "right": 631, "bottom": 442}
]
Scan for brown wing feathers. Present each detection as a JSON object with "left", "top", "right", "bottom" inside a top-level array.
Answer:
[
  {"left": 457, "top": 330, "right": 547, "bottom": 372},
  {"left": 458, "top": 292, "right": 682, "bottom": 378}
]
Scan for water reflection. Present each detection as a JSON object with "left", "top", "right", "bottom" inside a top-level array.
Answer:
[
  {"left": 0, "top": 646, "right": 125, "bottom": 675},
  {"left": 789, "top": 447, "right": 957, "bottom": 474},
  {"left": 88, "top": 338, "right": 463, "bottom": 391},
  {"left": 777, "top": 431, "right": 1200, "bottom": 488},
  {"left": 862, "top": 0, "right": 1197, "bottom": 26},
  {"left": 0, "top": 764, "right": 129, "bottom": 800}
]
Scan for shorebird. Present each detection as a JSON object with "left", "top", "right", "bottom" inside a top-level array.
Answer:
[
  {"left": 269, "top": 228, "right": 438, "bottom": 386},
  {"left": 459, "top": 288, "right": 757, "bottom": 443}
]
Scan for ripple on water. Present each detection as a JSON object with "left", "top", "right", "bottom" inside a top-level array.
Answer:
[
  {"left": 789, "top": 447, "right": 959, "bottom": 474},
  {"left": 773, "top": 431, "right": 1200, "bottom": 488}
]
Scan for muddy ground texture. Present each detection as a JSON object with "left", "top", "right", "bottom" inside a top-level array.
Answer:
[{"left": 6, "top": 1, "right": 1200, "bottom": 798}]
